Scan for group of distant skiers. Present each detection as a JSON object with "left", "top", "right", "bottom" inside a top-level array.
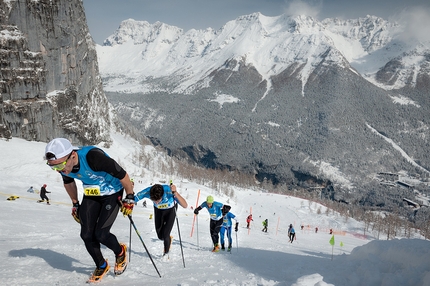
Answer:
[
  {"left": 27, "top": 184, "right": 51, "bottom": 205},
  {"left": 246, "top": 213, "right": 296, "bottom": 242}
]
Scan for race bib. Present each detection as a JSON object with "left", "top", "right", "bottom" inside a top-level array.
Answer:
[
  {"left": 84, "top": 185, "right": 101, "bottom": 196},
  {"left": 157, "top": 203, "right": 169, "bottom": 209}
]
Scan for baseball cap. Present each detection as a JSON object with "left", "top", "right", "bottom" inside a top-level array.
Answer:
[
  {"left": 45, "top": 138, "right": 79, "bottom": 160},
  {"left": 206, "top": 195, "right": 214, "bottom": 204}
]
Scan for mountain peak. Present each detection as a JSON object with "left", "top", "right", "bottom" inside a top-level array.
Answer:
[{"left": 103, "top": 18, "right": 183, "bottom": 46}]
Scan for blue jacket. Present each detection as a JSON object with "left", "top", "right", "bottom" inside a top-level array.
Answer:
[
  {"left": 200, "top": 201, "right": 223, "bottom": 220},
  {"left": 135, "top": 185, "right": 177, "bottom": 209},
  {"left": 63, "top": 146, "right": 123, "bottom": 196},
  {"left": 222, "top": 212, "right": 237, "bottom": 228}
]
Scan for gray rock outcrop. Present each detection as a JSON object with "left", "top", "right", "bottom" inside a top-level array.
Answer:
[{"left": 0, "top": 0, "right": 110, "bottom": 145}]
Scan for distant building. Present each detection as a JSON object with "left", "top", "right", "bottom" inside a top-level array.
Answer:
[
  {"left": 377, "top": 172, "right": 399, "bottom": 181},
  {"left": 403, "top": 198, "right": 419, "bottom": 208},
  {"left": 397, "top": 181, "right": 413, "bottom": 189}
]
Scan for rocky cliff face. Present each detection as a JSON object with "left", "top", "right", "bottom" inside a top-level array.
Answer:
[{"left": 0, "top": 0, "right": 110, "bottom": 145}]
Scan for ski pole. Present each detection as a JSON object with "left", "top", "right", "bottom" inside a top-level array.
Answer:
[
  {"left": 174, "top": 203, "right": 186, "bottom": 268},
  {"left": 170, "top": 180, "right": 186, "bottom": 267},
  {"left": 119, "top": 199, "right": 161, "bottom": 278},
  {"left": 129, "top": 221, "right": 132, "bottom": 262},
  {"left": 196, "top": 214, "right": 200, "bottom": 250},
  {"left": 236, "top": 230, "right": 238, "bottom": 252},
  {"left": 128, "top": 214, "right": 161, "bottom": 278}
]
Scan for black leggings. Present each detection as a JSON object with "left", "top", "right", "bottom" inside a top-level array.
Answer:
[
  {"left": 79, "top": 191, "right": 123, "bottom": 267},
  {"left": 289, "top": 232, "right": 295, "bottom": 242},
  {"left": 209, "top": 218, "right": 223, "bottom": 245},
  {"left": 40, "top": 193, "right": 49, "bottom": 201},
  {"left": 154, "top": 205, "right": 177, "bottom": 253}
]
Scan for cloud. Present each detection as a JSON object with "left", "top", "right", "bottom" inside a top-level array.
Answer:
[
  {"left": 392, "top": 6, "right": 430, "bottom": 42},
  {"left": 284, "top": 0, "right": 321, "bottom": 18}
]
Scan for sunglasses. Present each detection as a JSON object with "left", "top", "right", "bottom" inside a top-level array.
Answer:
[{"left": 47, "top": 152, "right": 72, "bottom": 171}]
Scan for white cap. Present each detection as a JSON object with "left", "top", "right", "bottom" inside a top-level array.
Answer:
[{"left": 45, "top": 138, "right": 78, "bottom": 160}]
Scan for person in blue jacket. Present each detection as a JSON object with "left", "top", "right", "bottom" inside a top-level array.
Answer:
[
  {"left": 220, "top": 208, "right": 238, "bottom": 251},
  {"left": 44, "top": 138, "right": 134, "bottom": 283},
  {"left": 288, "top": 224, "right": 296, "bottom": 243},
  {"left": 194, "top": 195, "right": 230, "bottom": 252},
  {"left": 134, "top": 183, "right": 187, "bottom": 256}
]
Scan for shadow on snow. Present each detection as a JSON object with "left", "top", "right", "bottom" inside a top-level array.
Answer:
[{"left": 9, "top": 248, "right": 89, "bottom": 275}]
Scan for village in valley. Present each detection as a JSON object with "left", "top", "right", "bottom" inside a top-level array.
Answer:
[{"left": 376, "top": 171, "right": 430, "bottom": 208}]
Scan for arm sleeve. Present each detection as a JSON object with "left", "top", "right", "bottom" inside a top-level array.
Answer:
[
  {"left": 62, "top": 174, "right": 75, "bottom": 184},
  {"left": 135, "top": 186, "right": 151, "bottom": 202}
]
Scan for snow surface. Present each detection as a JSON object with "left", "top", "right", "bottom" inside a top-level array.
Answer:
[{"left": 1, "top": 135, "right": 430, "bottom": 286}]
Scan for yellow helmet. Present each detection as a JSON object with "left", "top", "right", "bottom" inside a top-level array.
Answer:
[{"left": 206, "top": 195, "right": 214, "bottom": 203}]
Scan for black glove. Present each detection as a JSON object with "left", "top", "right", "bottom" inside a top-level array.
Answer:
[
  {"left": 222, "top": 205, "right": 231, "bottom": 216},
  {"left": 71, "top": 202, "right": 80, "bottom": 224},
  {"left": 235, "top": 222, "right": 239, "bottom": 232},
  {"left": 194, "top": 206, "right": 202, "bottom": 215}
]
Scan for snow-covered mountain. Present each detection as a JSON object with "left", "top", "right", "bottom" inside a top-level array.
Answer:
[
  {"left": 95, "top": 13, "right": 430, "bottom": 207},
  {"left": 97, "top": 13, "right": 429, "bottom": 93}
]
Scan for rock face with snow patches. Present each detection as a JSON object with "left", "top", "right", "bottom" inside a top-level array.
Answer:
[{"left": 0, "top": 0, "right": 111, "bottom": 144}]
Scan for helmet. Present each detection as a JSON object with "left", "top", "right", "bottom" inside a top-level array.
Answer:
[
  {"left": 206, "top": 195, "right": 214, "bottom": 204},
  {"left": 43, "top": 184, "right": 47, "bottom": 188}
]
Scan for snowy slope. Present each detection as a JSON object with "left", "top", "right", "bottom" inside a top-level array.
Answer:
[{"left": 1, "top": 136, "right": 429, "bottom": 286}]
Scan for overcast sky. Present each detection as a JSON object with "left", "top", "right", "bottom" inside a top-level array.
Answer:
[{"left": 82, "top": 0, "right": 430, "bottom": 44}]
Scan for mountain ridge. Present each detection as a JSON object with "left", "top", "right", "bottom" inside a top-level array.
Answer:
[
  {"left": 98, "top": 13, "right": 429, "bottom": 93},
  {"left": 98, "top": 12, "right": 430, "bottom": 203}
]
